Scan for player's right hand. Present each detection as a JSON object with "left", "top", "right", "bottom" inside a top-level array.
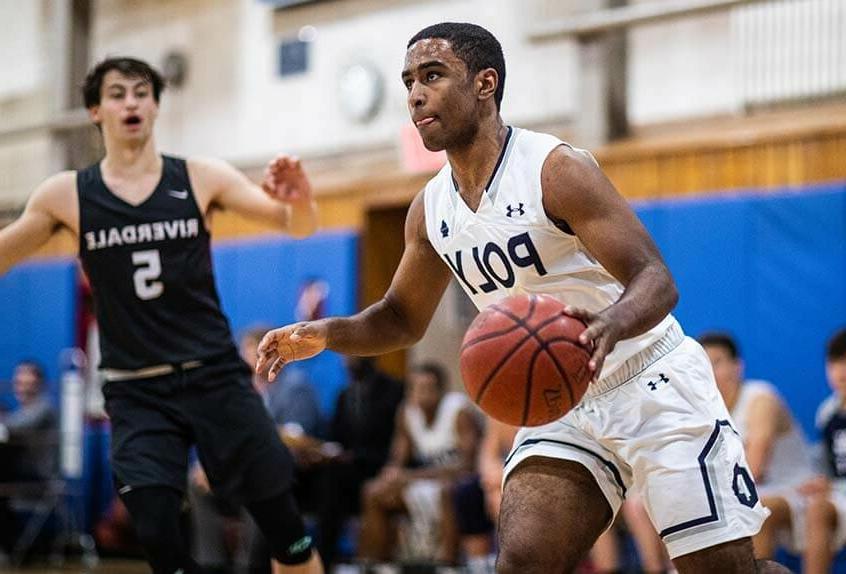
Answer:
[{"left": 256, "top": 321, "right": 328, "bottom": 381}]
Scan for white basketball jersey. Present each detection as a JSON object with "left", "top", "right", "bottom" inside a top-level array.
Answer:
[
  {"left": 423, "top": 126, "right": 679, "bottom": 379},
  {"left": 731, "top": 380, "right": 814, "bottom": 490},
  {"left": 405, "top": 391, "right": 468, "bottom": 467}
]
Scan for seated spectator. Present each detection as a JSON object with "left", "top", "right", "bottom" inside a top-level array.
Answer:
[
  {"left": 699, "top": 332, "right": 814, "bottom": 563},
  {"left": 0, "top": 361, "right": 58, "bottom": 555},
  {"left": 188, "top": 327, "right": 323, "bottom": 574},
  {"left": 310, "top": 356, "right": 404, "bottom": 568},
  {"left": 359, "top": 363, "right": 480, "bottom": 568},
  {"left": 788, "top": 328, "right": 846, "bottom": 574}
]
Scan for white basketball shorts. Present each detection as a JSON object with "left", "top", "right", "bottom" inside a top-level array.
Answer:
[{"left": 502, "top": 326, "right": 769, "bottom": 559}]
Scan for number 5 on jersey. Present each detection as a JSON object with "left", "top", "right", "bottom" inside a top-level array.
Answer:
[{"left": 132, "top": 249, "right": 164, "bottom": 300}]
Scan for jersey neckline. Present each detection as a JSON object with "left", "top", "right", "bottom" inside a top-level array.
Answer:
[
  {"left": 95, "top": 154, "right": 168, "bottom": 208},
  {"left": 449, "top": 126, "right": 515, "bottom": 214}
]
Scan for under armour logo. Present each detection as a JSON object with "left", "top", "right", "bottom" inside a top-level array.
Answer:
[
  {"left": 506, "top": 203, "right": 525, "bottom": 217},
  {"left": 441, "top": 220, "right": 449, "bottom": 238},
  {"left": 646, "top": 373, "right": 670, "bottom": 391}
]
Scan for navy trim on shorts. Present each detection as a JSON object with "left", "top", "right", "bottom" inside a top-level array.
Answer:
[
  {"left": 505, "top": 438, "right": 627, "bottom": 498},
  {"left": 659, "top": 420, "right": 737, "bottom": 539}
]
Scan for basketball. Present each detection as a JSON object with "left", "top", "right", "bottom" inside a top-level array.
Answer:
[{"left": 459, "top": 294, "right": 593, "bottom": 427}]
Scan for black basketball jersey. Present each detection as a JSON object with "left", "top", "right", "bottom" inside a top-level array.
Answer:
[{"left": 77, "top": 155, "right": 236, "bottom": 370}]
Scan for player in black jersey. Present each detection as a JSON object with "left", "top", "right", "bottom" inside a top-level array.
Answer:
[{"left": 0, "top": 58, "right": 323, "bottom": 574}]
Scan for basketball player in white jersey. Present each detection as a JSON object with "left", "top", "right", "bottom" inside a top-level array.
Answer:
[
  {"left": 359, "top": 362, "right": 479, "bottom": 565},
  {"left": 0, "top": 57, "right": 323, "bottom": 574},
  {"left": 700, "top": 333, "right": 814, "bottom": 559},
  {"left": 257, "top": 23, "right": 787, "bottom": 573}
]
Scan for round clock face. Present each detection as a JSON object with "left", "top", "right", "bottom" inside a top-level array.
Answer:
[{"left": 338, "top": 63, "right": 383, "bottom": 123}]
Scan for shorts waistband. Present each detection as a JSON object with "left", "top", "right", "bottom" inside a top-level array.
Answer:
[
  {"left": 103, "top": 360, "right": 204, "bottom": 382},
  {"left": 585, "top": 321, "right": 684, "bottom": 398}
]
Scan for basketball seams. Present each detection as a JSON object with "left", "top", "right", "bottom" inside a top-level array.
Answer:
[
  {"left": 473, "top": 332, "right": 537, "bottom": 404},
  {"left": 523, "top": 345, "right": 543, "bottom": 426},
  {"left": 540, "top": 338, "right": 580, "bottom": 406},
  {"left": 460, "top": 322, "right": 525, "bottom": 351},
  {"left": 472, "top": 296, "right": 541, "bottom": 406},
  {"left": 463, "top": 294, "right": 591, "bottom": 426},
  {"left": 494, "top": 305, "right": 583, "bottom": 348}
]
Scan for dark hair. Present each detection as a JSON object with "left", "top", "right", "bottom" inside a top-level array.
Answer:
[
  {"left": 15, "top": 360, "right": 45, "bottom": 385},
  {"left": 698, "top": 332, "right": 741, "bottom": 360},
  {"left": 411, "top": 362, "right": 448, "bottom": 391},
  {"left": 82, "top": 57, "right": 166, "bottom": 108},
  {"left": 827, "top": 328, "right": 846, "bottom": 361},
  {"left": 408, "top": 22, "right": 506, "bottom": 110}
]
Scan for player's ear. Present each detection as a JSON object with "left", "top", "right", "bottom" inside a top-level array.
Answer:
[
  {"left": 476, "top": 68, "right": 498, "bottom": 103},
  {"left": 88, "top": 105, "right": 101, "bottom": 125}
]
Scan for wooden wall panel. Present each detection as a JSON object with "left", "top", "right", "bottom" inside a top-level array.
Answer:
[
  {"left": 360, "top": 206, "right": 408, "bottom": 379},
  {"left": 599, "top": 105, "right": 846, "bottom": 199}
]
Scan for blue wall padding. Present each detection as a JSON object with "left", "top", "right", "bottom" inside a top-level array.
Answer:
[
  {"left": 0, "top": 259, "right": 78, "bottom": 407},
  {"left": 211, "top": 230, "right": 359, "bottom": 417},
  {"left": 634, "top": 182, "right": 846, "bottom": 438}
]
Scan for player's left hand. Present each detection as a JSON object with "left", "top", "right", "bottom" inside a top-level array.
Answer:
[
  {"left": 256, "top": 320, "right": 328, "bottom": 382},
  {"left": 261, "top": 155, "right": 313, "bottom": 204},
  {"left": 563, "top": 305, "right": 623, "bottom": 380}
]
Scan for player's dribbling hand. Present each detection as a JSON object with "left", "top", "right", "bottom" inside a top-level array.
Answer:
[
  {"left": 563, "top": 305, "right": 623, "bottom": 380},
  {"left": 261, "top": 155, "right": 313, "bottom": 204},
  {"left": 256, "top": 321, "right": 328, "bottom": 382}
]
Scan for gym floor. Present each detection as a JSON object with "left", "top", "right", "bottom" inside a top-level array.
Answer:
[{"left": 4, "top": 559, "right": 147, "bottom": 573}]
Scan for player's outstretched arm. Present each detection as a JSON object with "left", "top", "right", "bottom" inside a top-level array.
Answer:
[
  {"left": 541, "top": 146, "right": 679, "bottom": 376},
  {"left": 189, "top": 155, "right": 318, "bottom": 238},
  {"left": 0, "top": 172, "right": 72, "bottom": 277},
  {"left": 256, "top": 190, "right": 452, "bottom": 381}
]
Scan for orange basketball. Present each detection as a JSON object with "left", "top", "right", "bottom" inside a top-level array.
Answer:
[{"left": 459, "top": 294, "right": 593, "bottom": 427}]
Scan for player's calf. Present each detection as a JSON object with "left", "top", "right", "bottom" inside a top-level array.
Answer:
[
  {"left": 244, "top": 490, "right": 322, "bottom": 572},
  {"left": 120, "top": 486, "right": 203, "bottom": 574}
]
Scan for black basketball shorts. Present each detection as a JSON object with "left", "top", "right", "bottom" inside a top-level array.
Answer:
[{"left": 103, "top": 354, "right": 295, "bottom": 505}]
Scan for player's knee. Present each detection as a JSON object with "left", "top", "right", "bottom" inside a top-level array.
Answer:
[
  {"left": 496, "top": 538, "right": 576, "bottom": 574},
  {"left": 120, "top": 487, "right": 188, "bottom": 572}
]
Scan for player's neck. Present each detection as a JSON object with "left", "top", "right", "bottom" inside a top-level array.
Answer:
[
  {"left": 101, "top": 137, "right": 160, "bottom": 179},
  {"left": 448, "top": 117, "right": 508, "bottom": 200},
  {"left": 723, "top": 383, "right": 741, "bottom": 411}
]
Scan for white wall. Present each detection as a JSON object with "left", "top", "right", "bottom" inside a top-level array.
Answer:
[
  {"left": 0, "top": 0, "right": 52, "bottom": 205},
  {"left": 89, "top": 0, "right": 579, "bottom": 162},
  {"left": 91, "top": 0, "right": 242, "bottom": 156},
  {"left": 0, "top": 0, "right": 44, "bottom": 99},
  {"left": 1, "top": 0, "right": 836, "bottom": 204},
  {"left": 627, "top": 4, "right": 740, "bottom": 126}
]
